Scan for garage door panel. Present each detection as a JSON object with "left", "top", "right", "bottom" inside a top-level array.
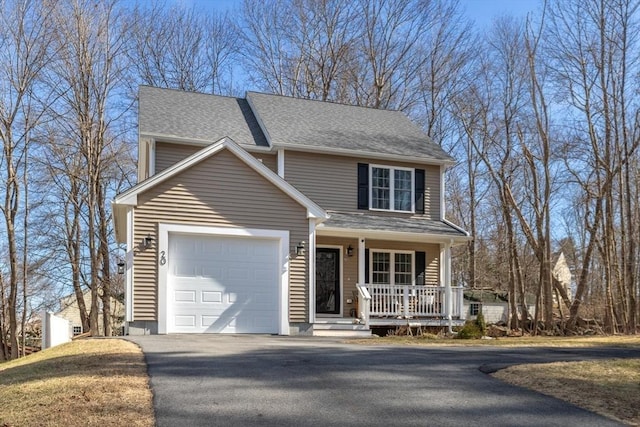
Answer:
[
  {"left": 202, "top": 291, "right": 223, "bottom": 303},
  {"left": 168, "top": 233, "right": 281, "bottom": 334},
  {"left": 174, "top": 290, "right": 196, "bottom": 302}
]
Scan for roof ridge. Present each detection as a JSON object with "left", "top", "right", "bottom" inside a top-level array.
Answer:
[
  {"left": 245, "top": 90, "right": 405, "bottom": 113},
  {"left": 139, "top": 85, "right": 243, "bottom": 101}
]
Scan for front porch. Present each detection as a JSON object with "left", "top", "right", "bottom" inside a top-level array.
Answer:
[
  {"left": 312, "top": 283, "right": 466, "bottom": 336},
  {"left": 309, "top": 211, "right": 470, "bottom": 337}
]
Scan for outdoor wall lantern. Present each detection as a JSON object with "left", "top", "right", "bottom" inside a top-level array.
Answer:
[
  {"left": 347, "top": 245, "right": 354, "bottom": 257},
  {"left": 296, "top": 241, "right": 306, "bottom": 256},
  {"left": 117, "top": 260, "right": 125, "bottom": 275},
  {"left": 143, "top": 234, "right": 153, "bottom": 249}
]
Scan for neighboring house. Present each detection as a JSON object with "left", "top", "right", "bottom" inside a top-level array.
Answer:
[
  {"left": 553, "top": 252, "right": 573, "bottom": 307},
  {"left": 56, "top": 289, "right": 124, "bottom": 337},
  {"left": 112, "top": 87, "right": 471, "bottom": 336},
  {"left": 463, "top": 290, "right": 537, "bottom": 324}
]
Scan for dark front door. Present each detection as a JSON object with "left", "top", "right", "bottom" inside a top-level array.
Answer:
[{"left": 316, "top": 248, "right": 340, "bottom": 315}]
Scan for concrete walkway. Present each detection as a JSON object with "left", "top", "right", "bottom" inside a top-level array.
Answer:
[{"left": 128, "top": 335, "right": 640, "bottom": 426}]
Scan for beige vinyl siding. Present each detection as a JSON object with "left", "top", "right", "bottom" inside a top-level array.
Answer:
[
  {"left": 426, "top": 165, "right": 441, "bottom": 220},
  {"left": 155, "top": 142, "right": 201, "bottom": 173},
  {"left": 365, "top": 240, "right": 440, "bottom": 285},
  {"left": 155, "top": 141, "right": 278, "bottom": 175},
  {"left": 315, "top": 237, "right": 440, "bottom": 317},
  {"left": 133, "top": 149, "right": 309, "bottom": 322},
  {"left": 253, "top": 153, "right": 277, "bottom": 173},
  {"left": 316, "top": 237, "right": 359, "bottom": 318},
  {"left": 284, "top": 151, "right": 441, "bottom": 219}
]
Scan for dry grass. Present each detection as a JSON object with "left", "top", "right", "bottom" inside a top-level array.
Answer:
[
  {"left": 0, "top": 338, "right": 154, "bottom": 427},
  {"left": 493, "top": 359, "right": 640, "bottom": 425},
  {"left": 349, "top": 334, "right": 640, "bottom": 347}
]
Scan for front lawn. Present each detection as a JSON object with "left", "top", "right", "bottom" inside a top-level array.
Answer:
[{"left": 0, "top": 339, "right": 154, "bottom": 427}]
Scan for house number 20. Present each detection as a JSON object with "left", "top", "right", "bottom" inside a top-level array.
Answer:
[{"left": 159, "top": 251, "right": 166, "bottom": 266}]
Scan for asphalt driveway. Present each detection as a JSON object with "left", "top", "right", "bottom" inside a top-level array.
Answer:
[{"left": 128, "top": 335, "right": 640, "bottom": 426}]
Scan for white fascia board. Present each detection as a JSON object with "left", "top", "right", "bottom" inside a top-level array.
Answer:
[
  {"left": 271, "top": 142, "right": 457, "bottom": 167},
  {"left": 137, "top": 137, "right": 148, "bottom": 183},
  {"left": 111, "top": 201, "right": 128, "bottom": 244},
  {"left": 316, "top": 226, "right": 470, "bottom": 244}
]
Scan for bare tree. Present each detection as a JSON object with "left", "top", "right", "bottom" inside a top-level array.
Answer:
[
  {"left": 545, "top": 0, "right": 640, "bottom": 333},
  {"left": 0, "top": 0, "right": 53, "bottom": 359},
  {"left": 125, "top": 0, "right": 239, "bottom": 95},
  {"left": 48, "top": 0, "right": 130, "bottom": 336}
]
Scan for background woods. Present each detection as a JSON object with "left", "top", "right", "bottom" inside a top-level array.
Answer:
[{"left": 0, "top": 0, "right": 638, "bottom": 359}]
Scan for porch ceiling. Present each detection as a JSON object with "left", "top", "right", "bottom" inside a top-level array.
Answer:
[{"left": 316, "top": 211, "right": 470, "bottom": 244}]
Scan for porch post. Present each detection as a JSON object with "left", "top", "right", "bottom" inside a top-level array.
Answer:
[
  {"left": 308, "top": 218, "right": 317, "bottom": 324},
  {"left": 358, "top": 237, "right": 365, "bottom": 284},
  {"left": 443, "top": 241, "right": 453, "bottom": 332}
]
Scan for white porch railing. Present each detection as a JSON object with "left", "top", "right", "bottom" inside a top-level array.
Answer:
[
  {"left": 360, "top": 284, "right": 464, "bottom": 320},
  {"left": 356, "top": 283, "right": 371, "bottom": 328}
]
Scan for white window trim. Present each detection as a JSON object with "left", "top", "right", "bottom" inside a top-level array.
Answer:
[
  {"left": 369, "top": 164, "right": 415, "bottom": 213},
  {"left": 369, "top": 249, "right": 415, "bottom": 285},
  {"left": 470, "top": 302, "right": 482, "bottom": 316}
]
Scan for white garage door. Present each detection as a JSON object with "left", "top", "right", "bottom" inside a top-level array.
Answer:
[{"left": 167, "top": 233, "right": 280, "bottom": 333}]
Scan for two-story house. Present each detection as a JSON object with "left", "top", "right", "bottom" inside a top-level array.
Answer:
[{"left": 112, "top": 87, "right": 470, "bottom": 336}]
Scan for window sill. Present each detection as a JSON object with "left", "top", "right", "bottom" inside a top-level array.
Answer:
[{"left": 368, "top": 208, "right": 415, "bottom": 214}]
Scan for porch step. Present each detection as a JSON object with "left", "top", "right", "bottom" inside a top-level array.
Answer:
[{"left": 312, "top": 320, "right": 371, "bottom": 337}]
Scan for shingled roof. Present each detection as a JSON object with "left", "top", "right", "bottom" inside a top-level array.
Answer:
[
  {"left": 318, "top": 211, "right": 469, "bottom": 240},
  {"left": 246, "top": 92, "right": 454, "bottom": 163},
  {"left": 138, "top": 86, "right": 454, "bottom": 164},
  {"left": 139, "top": 86, "right": 269, "bottom": 147}
]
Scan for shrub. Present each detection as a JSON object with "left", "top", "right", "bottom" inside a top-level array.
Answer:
[
  {"left": 455, "top": 313, "right": 488, "bottom": 339},
  {"left": 455, "top": 321, "right": 483, "bottom": 339}
]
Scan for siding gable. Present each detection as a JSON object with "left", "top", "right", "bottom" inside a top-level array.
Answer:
[{"left": 155, "top": 141, "right": 278, "bottom": 175}]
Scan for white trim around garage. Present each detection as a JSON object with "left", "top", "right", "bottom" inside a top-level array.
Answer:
[
  {"left": 125, "top": 207, "right": 134, "bottom": 322},
  {"left": 157, "top": 223, "right": 290, "bottom": 335}
]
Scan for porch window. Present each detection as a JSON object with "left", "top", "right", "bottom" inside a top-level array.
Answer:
[
  {"left": 370, "top": 166, "right": 414, "bottom": 212},
  {"left": 370, "top": 250, "right": 414, "bottom": 285},
  {"left": 470, "top": 303, "right": 481, "bottom": 316}
]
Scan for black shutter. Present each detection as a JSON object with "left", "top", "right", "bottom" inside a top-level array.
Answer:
[
  {"left": 357, "top": 163, "right": 369, "bottom": 210},
  {"left": 364, "top": 249, "right": 370, "bottom": 284},
  {"left": 415, "top": 251, "right": 426, "bottom": 285},
  {"left": 415, "top": 169, "right": 425, "bottom": 214}
]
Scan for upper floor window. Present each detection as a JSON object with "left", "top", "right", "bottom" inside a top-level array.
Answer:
[{"left": 369, "top": 165, "right": 414, "bottom": 212}]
